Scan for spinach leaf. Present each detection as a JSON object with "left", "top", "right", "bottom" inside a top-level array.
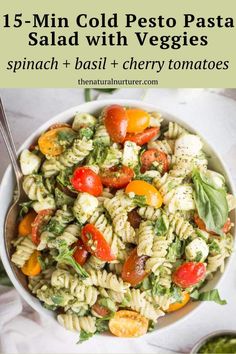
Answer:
[
  {"left": 192, "top": 169, "right": 228, "bottom": 235},
  {"left": 154, "top": 215, "right": 168, "bottom": 236},
  {"left": 98, "top": 298, "right": 116, "bottom": 312},
  {"left": 190, "top": 289, "right": 227, "bottom": 305},
  {"left": 167, "top": 238, "right": 183, "bottom": 262},
  {"left": 19, "top": 201, "right": 33, "bottom": 217},
  {"left": 78, "top": 330, "right": 94, "bottom": 343}
]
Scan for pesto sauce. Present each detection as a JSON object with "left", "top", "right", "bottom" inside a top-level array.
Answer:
[{"left": 198, "top": 335, "right": 236, "bottom": 353}]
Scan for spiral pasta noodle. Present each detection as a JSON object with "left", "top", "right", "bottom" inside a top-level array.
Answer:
[
  {"left": 23, "top": 174, "right": 49, "bottom": 201},
  {"left": 57, "top": 314, "right": 96, "bottom": 333},
  {"left": 164, "top": 122, "right": 187, "bottom": 139},
  {"left": 11, "top": 237, "right": 36, "bottom": 268},
  {"left": 138, "top": 206, "right": 161, "bottom": 221},
  {"left": 137, "top": 221, "right": 155, "bottom": 256},
  {"left": 84, "top": 269, "right": 130, "bottom": 293}
]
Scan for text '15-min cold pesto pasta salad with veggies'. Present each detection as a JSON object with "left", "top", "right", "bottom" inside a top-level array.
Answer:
[{"left": 11, "top": 105, "right": 236, "bottom": 340}]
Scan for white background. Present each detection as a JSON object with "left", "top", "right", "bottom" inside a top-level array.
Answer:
[{"left": 0, "top": 88, "right": 236, "bottom": 354}]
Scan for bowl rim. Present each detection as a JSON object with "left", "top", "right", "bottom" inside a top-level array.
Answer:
[
  {"left": 0, "top": 98, "right": 235, "bottom": 336},
  {"left": 190, "top": 330, "right": 236, "bottom": 353}
]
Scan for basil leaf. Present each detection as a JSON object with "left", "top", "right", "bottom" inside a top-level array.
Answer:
[
  {"left": 154, "top": 215, "right": 168, "bottom": 236},
  {"left": 98, "top": 298, "right": 116, "bottom": 312},
  {"left": 192, "top": 169, "right": 228, "bottom": 235},
  {"left": 191, "top": 289, "right": 227, "bottom": 305}
]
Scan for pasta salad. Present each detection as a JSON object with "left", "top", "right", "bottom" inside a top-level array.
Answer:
[{"left": 11, "top": 105, "right": 235, "bottom": 340}]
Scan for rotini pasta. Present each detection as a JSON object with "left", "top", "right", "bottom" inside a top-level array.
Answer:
[{"left": 13, "top": 105, "right": 235, "bottom": 340}]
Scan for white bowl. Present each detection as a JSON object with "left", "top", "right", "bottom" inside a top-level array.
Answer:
[{"left": 0, "top": 99, "right": 235, "bottom": 333}]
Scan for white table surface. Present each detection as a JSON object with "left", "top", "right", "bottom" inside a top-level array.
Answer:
[{"left": 0, "top": 88, "right": 236, "bottom": 354}]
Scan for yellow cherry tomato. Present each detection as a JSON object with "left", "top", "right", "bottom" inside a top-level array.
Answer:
[
  {"left": 21, "top": 250, "right": 41, "bottom": 276},
  {"left": 18, "top": 210, "right": 37, "bottom": 237},
  {"left": 125, "top": 180, "right": 163, "bottom": 208},
  {"left": 38, "top": 127, "right": 74, "bottom": 156},
  {"left": 166, "top": 292, "right": 190, "bottom": 313},
  {"left": 109, "top": 310, "right": 149, "bottom": 337},
  {"left": 127, "top": 109, "right": 150, "bottom": 133}
]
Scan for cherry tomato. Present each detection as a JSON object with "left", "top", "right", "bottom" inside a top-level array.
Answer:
[
  {"left": 100, "top": 166, "right": 134, "bottom": 189},
  {"left": 71, "top": 167, "right": 103, "bottom": 197},
  {"left": 92, "top": 302, "right": 110, "bottom": 317},
  {"left": 124, "top": 127, "right": 160, "bottom": 146},
  {"left": 73, "top": 239, "right": 89, "bottom": 266},
  {"left": 127, "top": 109, "right": 150, "bottom": 133},
  {"left": 104, "top": 105, "right": 128, "bottom": 143},
  {"left": 109, "top": 310, "right": 149, "bottom": 338},
  {"left": 172, "top": 262, "right": 206, "bottom": 288},
  {"left": 38, "top": 127, "right": 74, "bottom": 156},
  {"left": 18, "top": 210, "right": 37, "bottom": 237},
  {"left": 121, "top": 248, "right": 148, "bottom": 286},
  {"left": 128, "top": 209, "right": 142, "bottom": 229},
  {"left": 125, "top": 180, "right": 163, "bottom": 208},
  {"left": 166, "top": 292, "right": 190, "bottom": 313},
  {"left": 194, "top": 214, "right": 231, "bottom": 235},
  {"left": 31, "top": 209, "right": 53, "bottom": 245},
  {"left": 21, "top": 250, "right": 41, "bottom": 276},
  {"left": 81, "top": 224, "right": 115, "bottom": 261},
  {"left": 140, "top": 149, "right": 169, "bottom": 174}
]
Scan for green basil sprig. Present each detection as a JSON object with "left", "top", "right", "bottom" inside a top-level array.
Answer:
[{"left": 192, "top": 169, "right": 228, "bottom": 235}]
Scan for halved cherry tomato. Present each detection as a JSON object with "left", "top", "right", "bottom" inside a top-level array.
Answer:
[
  {"left": 141, "top": 149, "right": 169, "bottom": 174},
  {"left": 71, "top": 167, "right": 103, "bottom": 197},
  {"left": 121, "top": 248, "right": 148, "bottom": 286},
  {"left": 194, "top": 214, "right": 231, "bottom": 235},
  {"left": 166, "top": 292, "right": 190, "bottom": 313},
  {"left": 100, "top": 166, "right": 134, "bottom": 189},
  {"left": 104, "top": 105, "right": 128, "bottom": 143},
  {"left": 18, "top": 210, "right": 37, "bottom": 237},
  {"left": 92, "top": 302, "right": 110, "bottom": 317},
  {"left": 172, "top": 262, "right": 206, "bottom": 288},
  {"left": 48, "top": 123, "right": 71, "bottom": 130},
  {"left": 109, "top": 310, "right": 149, "bottom": 338},
  {"left": 124, "top": 127, "right": 160, "bottom": 146},
  {"left": 127, "top": 109, "right": 150, "bottom": 133},
  {"left": 21, "top": 250, "right": 41, "bottom": 276},
  {"left": 73, "top": 239, "right": 89, "bottom": 266},
  {"left": 125, "top": 180, "right": 163, "bottom": 208},
  {"left": 81, "top": 224, "right": 115, "bottom": 261},
  {"left": 38, "top": 127, "right": 74, "bottom": 156},
  {"left": 31, "top": 209, "right": 53, "bottom": 245},
  {"left": 128, "top": 209, "right": 142, "bottom": 229}
]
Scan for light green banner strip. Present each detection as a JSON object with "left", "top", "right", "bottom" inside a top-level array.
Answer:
[{"left": 0, "top": 0, "right": 235, "bottom": 87}]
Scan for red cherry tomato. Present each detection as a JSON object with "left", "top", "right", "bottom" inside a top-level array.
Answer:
[
  {"left": 104, "top": 105, "right": 128, "bottom": 143},
  {"left": 73, "top": 239, "right": 89, "bottom": 266},
  {"left": 172, "top": 262, "right": 206, "bottom": 288},
  {"left": 124, "top": 127, "right": 160, "bottom": 146},
  {"left": 31, "top": 209, "right": 53, "bottom": 245},
  {"left": 100, "top": 166, "right": 134, "bottom": 189},
  {"left": 81, "top": 224, "right": 115, "bottom": 262},
  {"left": 126, "top": 109, "right": 150, "bottom": 133},
  {"left": 71, "top": 167, "right": 103, "bottom": 197},
  {"left": 121, "top": 248, "right": 148, "bottom": 286},
  {"left": 194, "top": 214, "right": 231, "bottom": 235},
  {"left": 128, "top": 209, "right": 142, "bottom": 229},
  {"left": 140, "top": 149, "right": 169, "bottom": 174},
  {"left": 92, "top": 302, "right": 110, "bottom": 317}
]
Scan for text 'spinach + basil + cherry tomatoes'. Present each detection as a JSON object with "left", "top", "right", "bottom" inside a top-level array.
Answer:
[
  {"left": 125, "top": 180, "right": 163, "bottom": 208},
  {"left": 104, "top": 105, "right": 128, "bottom": 143},
  {"left": 121, "top": 248, "right": 148, "bottom": 287},
  {"left": 124, "top": 127, "right": 160, "bottom": 146},
  {"left": 172, "top": 262, "right": 206, "bottom": 288},
  {"left": 81, "top": 224, "right": 115, "bottom": 262},
  {"left": 126, "top": 109, "right": 150, "bottom": 133},
  {"left": 31, "top": 209, "right": 53, "bottom": 245},
  {"left": 194, "top": 213, "right": 231, "bottom": 235},
  {"left": 141, "top": 149, "right": 169, "bottom": 174},
  {"left": 73, "top": 239, "right": 89, "bottom": 266},
  {"left": 71, "top": 167, "right": 103, "bottom": 197},
  {"left": 100, "top": 166, "right": 134, "bottom": 189}
]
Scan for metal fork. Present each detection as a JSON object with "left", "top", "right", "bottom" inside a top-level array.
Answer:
[{"left": 0, "top": 98, "right": 28, "bottom": 287}]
